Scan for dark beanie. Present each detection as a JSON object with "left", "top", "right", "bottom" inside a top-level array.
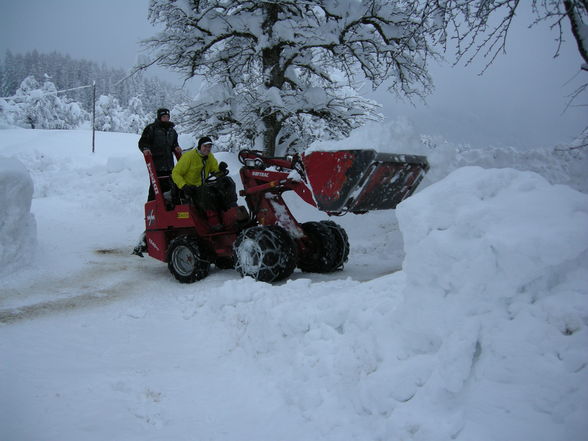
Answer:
[
  {"left": 157, "top": 108, "right": 170, "bottom": 119},
  {"left": 198, "top": 136, "right": 213, "bottom": 149}
]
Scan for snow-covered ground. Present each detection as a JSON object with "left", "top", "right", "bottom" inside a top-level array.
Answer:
[{"left": 1, "top": 127, "right": 587, "bottom": 441}]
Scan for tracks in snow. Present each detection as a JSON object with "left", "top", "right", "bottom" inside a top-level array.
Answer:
[
  {"left": 0, "top": 248, "right": 163, "bottom": 325},
  {"left": 1, "top": 247, "right": 400, "bottom": 325}
]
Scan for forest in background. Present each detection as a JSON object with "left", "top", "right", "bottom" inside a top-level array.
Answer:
[{"left": 0, "top": 50, "right": 189, "bottom": 132}]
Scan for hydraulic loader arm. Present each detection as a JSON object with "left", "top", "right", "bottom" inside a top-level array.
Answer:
[
  {"left": 237, "top": 148, "right": 429, "bottom": 215},
  {"left": 238, "top": 150, "right": 316, "bottom": 208}
]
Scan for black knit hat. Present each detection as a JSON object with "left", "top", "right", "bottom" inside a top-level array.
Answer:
[
  {"left": 157, "top": 108, "right": 170, "bottom": 120},
  {"left": 198, "top": 136, "right": 213, "bottom": 149}
]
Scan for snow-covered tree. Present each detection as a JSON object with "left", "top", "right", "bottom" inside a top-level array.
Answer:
[
  {"left": 125, "top": 96, "right": 150, "bottom": 134},
  {"left": 64, "top": 100, "right": 88, "bottom": 129},
  {"left": 95, "top": 94, "right": 151, "bottom": 134},
  {"left": 14, "top": 76, "right": 45, "bottom": 128},
  {"left": 10, "top": 75, "right": 87, "bottom": 129},
  {"left": 0, "top": 98, "right": 17, "bottom": 128},
  {"left": 144, "top": 0, "right": 440, "bottom": 155},
  {"left": 94, "top": 95, "right": 125, "bottom": 132}
]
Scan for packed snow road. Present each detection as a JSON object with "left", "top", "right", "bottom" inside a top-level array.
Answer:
[{"left": 0, "top": 232, "right": 403, "bottom": 325}]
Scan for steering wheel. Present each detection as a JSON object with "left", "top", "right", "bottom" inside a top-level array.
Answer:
[{"left": 204, "top": 168, "right": 229, "bottom": 184}]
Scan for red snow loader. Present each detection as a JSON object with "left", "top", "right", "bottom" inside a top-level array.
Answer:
[{"left": 137, "top": 148, "right": 428, "bottom": 283}]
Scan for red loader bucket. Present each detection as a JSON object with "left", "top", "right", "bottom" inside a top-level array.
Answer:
[{"left": 301, "top": 149, "right": 429, "bottom": 214}]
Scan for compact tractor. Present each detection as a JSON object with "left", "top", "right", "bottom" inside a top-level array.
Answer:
[{"left": 140, "top": 148, "right": 429, "bottom": 283}]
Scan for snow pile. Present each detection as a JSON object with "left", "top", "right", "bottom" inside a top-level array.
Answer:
[
  {"left": 393, "top": 167, "right": 588, "bottom": 440},
  {"left": 1, "top": 128, "right": 587, "bottom": 441},
  {"left": 0, "top": 156, "right": 36, "bottom": 275},
  {"left": 205, "top": 167, "right": 588, "bottom": 441}
]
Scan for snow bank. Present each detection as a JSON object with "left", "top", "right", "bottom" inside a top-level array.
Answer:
[
  {"left": 0, "top": 156, "right": 36, "bottom": 274},
  {"left": 2, "top": 128, "right": 587, "bottom": 441},
  {"left": 151, "top": 167, "right": 587, "bottom": 441},
  {"left": 393, "top": 167, "right": 588, "bottom": 440}
]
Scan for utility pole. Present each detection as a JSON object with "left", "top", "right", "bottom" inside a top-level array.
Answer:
[{"left": 92, "top": 81, "right": 96, "bottom": 153}]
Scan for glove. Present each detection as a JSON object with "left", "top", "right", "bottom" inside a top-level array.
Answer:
[
  {"left": 212, "top": 161, "right": 229, "bottom": 178},
  {"left": 182, "top": 185, "right": 198, "bottom": 197}
]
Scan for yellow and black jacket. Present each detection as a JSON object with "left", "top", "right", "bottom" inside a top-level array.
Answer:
[{"left": 172, "top": 149, "right": 220, "bottom": 189}]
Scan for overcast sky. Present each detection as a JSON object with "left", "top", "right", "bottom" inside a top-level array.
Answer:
[{"left": 1, "top": 0, "right": 586, "bottom": 148}]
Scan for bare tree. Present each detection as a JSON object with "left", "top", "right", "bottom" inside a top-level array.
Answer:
[
  {"left": 143, "top": 0, "right": 442, "bottom": 155},
  {"left": 424, "top": 1, "right": 586, "bottom": 70},
  {"left": 427, "top": 0, "right": 587, "bottom": 147}
]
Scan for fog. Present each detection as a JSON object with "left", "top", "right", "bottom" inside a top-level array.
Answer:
[{"left": 1, "top": 0, "right": 586, "bottom": 148}]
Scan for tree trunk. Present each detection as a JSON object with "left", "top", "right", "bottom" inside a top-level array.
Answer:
[
  {"left": 261, "top": 3, "right": 283, "bottom": 156},
  {"left": 563, "top": 0, "right": 588, "bottom": 70},
  {"left": 262, "top": 112, "right": 281, "bottom": 156}
]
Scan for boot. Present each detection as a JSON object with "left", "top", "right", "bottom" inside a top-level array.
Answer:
[
  {"left": 205, "top": 210, "right": 224, "bottom": 232},
  {"left": 132, "top": 231, "right": 147, "bottom": 257},
  {"left": 222, "top": 206, "right": 249, "bottom": 227}
]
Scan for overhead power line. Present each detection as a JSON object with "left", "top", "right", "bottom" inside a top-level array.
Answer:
[{"left": 0, "top": 83, "right": 94, "bottom": 101}]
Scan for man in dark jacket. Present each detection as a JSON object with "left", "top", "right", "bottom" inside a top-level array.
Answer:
[
  {"left": 138, "top": 108, "right": 182, "bottom": 200},
  {"left": 133, "top": 108, "right": 182, "bottom": 257}
]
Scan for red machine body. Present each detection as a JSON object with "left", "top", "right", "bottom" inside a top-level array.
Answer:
[
  {"left": 143, "top": 151, "right": 241, "bottom": 264},
  {"left": 140, "top": 148, "right": 428, "bottom": 283}
]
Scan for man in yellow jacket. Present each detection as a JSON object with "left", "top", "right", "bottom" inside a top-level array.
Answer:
[{"left": 172, "top": 136, "right": 236, "bottom": 231}]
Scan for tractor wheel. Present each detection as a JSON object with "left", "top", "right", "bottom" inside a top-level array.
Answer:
[
  {"left": 167, "top": 235, "right": 210, "bottom": 283},
  {"left": 320, "top": 220, "right": 350, "bottom": 270},
  {"left": 299, "top": 221, "right": 342, "bottom": 273},
  {"left": 234, "top": 225, "right": 296, "bottom": 282}
]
